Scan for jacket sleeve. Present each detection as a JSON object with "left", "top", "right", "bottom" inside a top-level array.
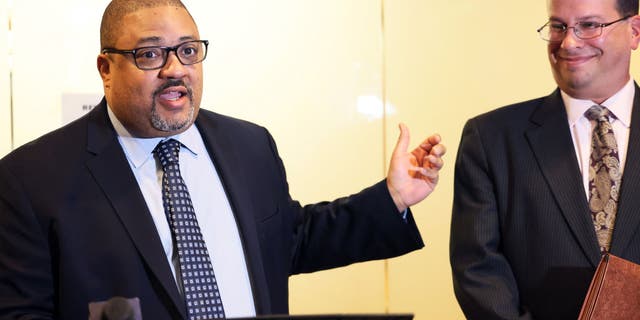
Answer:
[
  {"left": 450, "top": 119, "right": 534, "bottom": 320},
  {"left": 0, "top": 162, "right": 55, "bottom": 319},
  {"left": 290, "top": 179, "right": 424, "bottom": 274},
  {"left": 259, "top": 129, "right": 424, "bottom": 275}
]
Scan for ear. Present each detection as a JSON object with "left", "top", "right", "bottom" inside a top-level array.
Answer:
[
  {"left": 629, "top": 15, "right": 640, "bottom": 50},
  {"left": 97, "top": 54, "right": 112, "bottom": 88}
]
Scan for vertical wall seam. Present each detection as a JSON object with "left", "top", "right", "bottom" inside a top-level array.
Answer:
[
  {"left": 380, "top": 0, "right": 390, "bottom": 314},
  {"left": 7, "top": 0, "right": 14, "bottom": 150}
]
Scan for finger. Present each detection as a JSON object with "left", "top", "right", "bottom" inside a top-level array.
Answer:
[
  {"left": 412, "top": 144, "right": 428, "bottom": 161},
  {"left": 424, "top": 168, "right": 440, "bottom": 184},
  {"left": 430, "top": 144, "right": 447, "bottom": 157},
  {"left": 393, "top": 123, "right": 411, "bottom": 156},
  {"left": 425, "top": 154, "right": 444, "bottom": 170},
  {"left": 411, "top": 166, "right": 440, "bottom": 182},
  {"left": 419, "top": 134, "right": 441, "bottom": 151},
  {"left": 426, "top": 133, "right": 441, "bottom": 146}
]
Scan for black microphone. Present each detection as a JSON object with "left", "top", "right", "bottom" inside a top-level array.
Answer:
[
  {"left": 102, "top": 296, "right": 137, "bottom": 320},
  {"left": 88, "top": 296, "right": 142, "bottom": 320}
]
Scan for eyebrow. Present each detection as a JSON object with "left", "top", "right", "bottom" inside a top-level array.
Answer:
[
  {"left": 134, "top": 35, "right": 198, "bottom": 47},
  {"left": 548, "top": 15, "right": 605, "bottom": 23}
]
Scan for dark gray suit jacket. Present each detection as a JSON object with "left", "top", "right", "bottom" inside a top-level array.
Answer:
[
  {"left": 451, "top": 86, "right": 640, "bottom": 319},
  {"left": 0, "top": 100, "right": 424, "bottom": 319}
]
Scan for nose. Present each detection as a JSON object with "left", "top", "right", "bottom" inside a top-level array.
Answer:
[
  {"left": 159, "top": 51, "right": 187, "bottom": 79},
  {"left": 560, "top": 27, "right": 583, "bottom": 49}
]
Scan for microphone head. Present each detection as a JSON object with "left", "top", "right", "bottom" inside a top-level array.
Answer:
[
  {"left": 88, "top": 296, "right": 142, "bottom": 320},
  {"left": 102, "top": 296, "right": 136, "bottom": 320}
]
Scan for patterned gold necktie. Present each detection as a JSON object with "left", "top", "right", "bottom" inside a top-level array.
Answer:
[{"left": 585, "top": 105, "right": 622, "bottom": 253}]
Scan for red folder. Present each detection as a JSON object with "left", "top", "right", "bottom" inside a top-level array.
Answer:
[{"left": 578, "top": 253, "right": 640, "bottom": 320}]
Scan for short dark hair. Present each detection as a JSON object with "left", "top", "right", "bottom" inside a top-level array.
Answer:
[
  {"left": 100, "top": 0, "right": 194, "bottom": 49},
  {"left": 616, "top": 0, "right": 639, "bottom": 17}
]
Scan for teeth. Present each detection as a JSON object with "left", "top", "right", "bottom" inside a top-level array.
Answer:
[{"left": 160, "top": 91, "right": 182, "bottom": 101}]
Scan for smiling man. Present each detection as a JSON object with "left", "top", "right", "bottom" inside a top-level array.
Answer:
[
  {"left": 0, "top": 0, "right": 446, "bottom": 319},
  {"left": 450, "top": 0, "right": 640, "bottom": 319}
]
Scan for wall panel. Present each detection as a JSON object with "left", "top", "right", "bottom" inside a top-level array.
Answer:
[
  {"left": 10, "top": 0, "right": 108, "bottom": 148},
  {"left": 190, "top": 0, "right": 388, "bottom": 314},
  {"left": 383, "top": 1, "right": 553, "bottom": 319},
  {"left": 0, "top": 0, "right": 10, "bottom": 157}
]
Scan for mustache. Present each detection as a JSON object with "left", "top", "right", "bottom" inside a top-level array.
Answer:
[{"left": 153, "top": 80, "right": 193, "bottom": 98}]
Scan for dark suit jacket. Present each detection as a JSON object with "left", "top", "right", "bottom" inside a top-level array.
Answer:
[
  {"left": 0, "top": 100, "right": 424, "bottom": 320},
  {"left": 450, "top": 86, "right": 640, "bottom": 320}
]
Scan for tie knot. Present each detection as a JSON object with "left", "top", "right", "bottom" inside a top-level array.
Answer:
[
  {"left": 585, "top": 105, "right": 614, "bottom": 122},
  {"left": 154, "top": 139, "right": 181, "bottom": 167}
]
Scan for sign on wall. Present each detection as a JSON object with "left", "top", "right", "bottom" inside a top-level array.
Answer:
[{"left": 61, "top": 93, "right": 103, "bottom": 125}]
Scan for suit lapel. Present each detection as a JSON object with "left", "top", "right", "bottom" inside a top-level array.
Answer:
[
  {"left": 195, "top": 113, "right": 273, "bottom": 314},
  {"left": 610, "top": 84, "right": 640, "bottom": 256},
  {"left": 83, "top": 101, "right": 187, "bottom": 319},
  {"left": 525, "top": 90, "right": 602, "bottom": 267}
]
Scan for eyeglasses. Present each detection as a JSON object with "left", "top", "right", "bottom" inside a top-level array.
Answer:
[
  {"left": 537, "top": 16, "right": 632, "bottom": 42},
  {"left": 101, "top": 40, "right": 209, "bottom": 70}
]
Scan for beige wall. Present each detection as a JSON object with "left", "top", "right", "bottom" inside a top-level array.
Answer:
[
  {"left": 9, "top": 0, "right": 107, "bottom": 147},
  {"left": 383, "top": 2, "right": 550, "bottom": 319},
  {"left": 0, "top": 0, "right": 10, "bottom": 156},
  {"left": 4, "top": 1, "right": 640, "bottom": 319}
]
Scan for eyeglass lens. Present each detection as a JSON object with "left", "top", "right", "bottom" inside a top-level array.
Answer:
[{"left": 135, "top": 41, "right": 207, "bottom": 69}]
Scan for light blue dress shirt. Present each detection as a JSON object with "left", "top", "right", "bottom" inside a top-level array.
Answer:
[{"left": 107, "top": 107, "right": 256, "bottom": 317}]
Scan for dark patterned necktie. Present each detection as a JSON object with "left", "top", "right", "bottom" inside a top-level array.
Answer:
[
  {"left": 585, "top": 105, "right": 622, "bottom": 253},
  {"left": 154, "top": 139, "right": 226, "bottom": 319}
]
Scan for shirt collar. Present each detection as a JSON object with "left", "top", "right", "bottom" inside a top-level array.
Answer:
[
  {"left": 107, "top": 106, "right": 202, "bottom": 168},
  {"left": 562, "top": 78, "right": 634, "bottom": 128}
]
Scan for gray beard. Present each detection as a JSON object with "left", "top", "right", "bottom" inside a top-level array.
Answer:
[{"left": 150, "top": 100, "right": 195, "bottom": 132}]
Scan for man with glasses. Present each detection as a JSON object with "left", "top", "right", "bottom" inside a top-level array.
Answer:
[
  {"left": 0, "top": 0, "right": 446, "bottom": 319},
  {"left": 451, "top": 0, "right": 640, "bottom": 318}
]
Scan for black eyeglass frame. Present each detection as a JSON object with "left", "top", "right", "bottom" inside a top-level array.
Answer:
[
  {"left": 101, "top": 40, "right": 209, "bottom": 70},
  {"left": 536, "top": 15, "right": 633, "bottom": 42}
]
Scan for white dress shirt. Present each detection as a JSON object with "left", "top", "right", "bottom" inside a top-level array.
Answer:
[
  {"left": 563, "top": 78, "right": 634, "bottom": 199},
  {"left": 107, "top": 107, "right": 256, "bottom": 318}
]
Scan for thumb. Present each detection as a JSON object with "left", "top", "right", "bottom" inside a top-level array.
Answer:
[{"left": 392, "top": 123, "right": 410, "bottom": 157}]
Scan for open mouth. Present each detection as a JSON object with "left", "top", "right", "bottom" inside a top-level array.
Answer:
[
  {"left": 160, "top": 90, "right": 186, "bottom": 101},
  {"left": 158, "top": 86, "right": 189, "bottom": 103}
]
